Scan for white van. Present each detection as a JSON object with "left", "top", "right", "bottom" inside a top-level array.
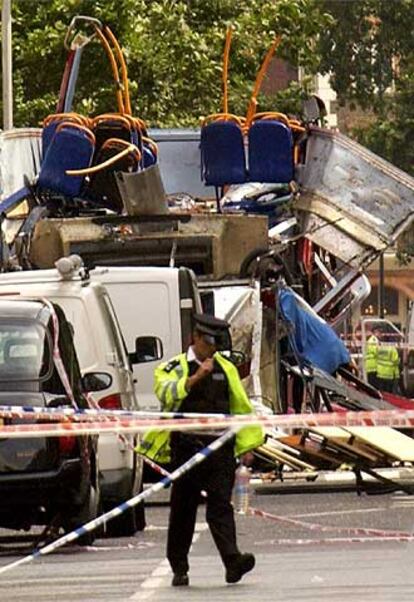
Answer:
[
  {"left": 0, "top": 269, "right": 144, "bottom": 535},
  {"left": 89, "top": 265, "right": 203, "bottom": 411}
]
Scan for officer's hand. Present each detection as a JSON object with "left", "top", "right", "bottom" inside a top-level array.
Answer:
[
  {"left": 240, "top": 452, "right": 255, "bottom": 467},
  {"left": 197, "top": 358, "right": 215, "bottom": 378},
  {"left": 185, "top": 358, "right": 215, "bottom": 392}
]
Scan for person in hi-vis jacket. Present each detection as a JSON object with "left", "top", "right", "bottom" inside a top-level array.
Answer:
[{"left": 137, "top": 313, "right": 264, "bottom": 587}]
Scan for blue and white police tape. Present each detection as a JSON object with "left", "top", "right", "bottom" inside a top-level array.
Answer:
[
  {"left": 0, "top": 428, "right": 236, "bottom": 576},
  {"left": 1, "top": 408, "right": 414, "bottom": 439},
  {"left": 0, "top": 404, "right": 233, "bottom": 421}
]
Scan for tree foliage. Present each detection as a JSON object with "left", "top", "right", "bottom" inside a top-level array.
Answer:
[
  {"left": 319, "top": 0, "right": 413, "bottom": 112},
  {"left": 2, "top": 0, "right": 413, "bottom": 176},
  {"left": 355, "top": 67, "right": 414, "bottom": 176},
  {"left": 318, "top": 0, "right": 414, "bottom": 175},
  {"left": 3, "top": 0, "right": 331, "bottom": 128}
]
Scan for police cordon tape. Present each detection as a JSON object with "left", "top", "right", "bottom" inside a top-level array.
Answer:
[
  {"left": 0, "top": 428, "right": 236, "bottom": 576},
  {"left": 255, "top": 536, "right": 414, "bottom": 545},
  {"left": 0, "top": 428, "right": 412, "bottom": 577},
  {"left": 0, "top": 405, "right": 234, "bottom": 422},
  {"left": 1, "top": 408, "right": 414, "bottom": 438},
  {"left": 248, "top": 507, "right": 414, "bottom": 539}
]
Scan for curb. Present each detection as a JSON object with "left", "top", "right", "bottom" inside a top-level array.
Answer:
[{"left": 252, "top": 467, "right": 414, "bottom": 495}]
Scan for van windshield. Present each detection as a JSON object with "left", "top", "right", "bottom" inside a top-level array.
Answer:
[{"left": 0, "top": 320, "right": 52, "bottom": 381}]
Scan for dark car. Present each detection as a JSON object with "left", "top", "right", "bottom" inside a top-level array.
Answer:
[{"left": 0, "top": 298, "right": 106, "bottom": 543}]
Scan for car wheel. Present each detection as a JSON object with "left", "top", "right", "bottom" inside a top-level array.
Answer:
[
  {"left": 64, "top": 481, "right": 101, "bottom": 546},
  {"left": 106, "top": 456, "right": 146, "bottom": 537}
]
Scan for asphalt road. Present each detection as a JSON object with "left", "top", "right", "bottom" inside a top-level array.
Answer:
[{"left": 0, "top": 490, "right": 413, "bottom": 601}]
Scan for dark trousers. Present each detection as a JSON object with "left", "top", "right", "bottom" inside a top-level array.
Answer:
[
  {"left": 376, "top": 377, "right": 397, "bottom": 393},
  {"left": 367, "top": 372, "right": 380, "bottom": 389},
  {"left": 167, "top": 435, "right": 239, "bottom": 574}
]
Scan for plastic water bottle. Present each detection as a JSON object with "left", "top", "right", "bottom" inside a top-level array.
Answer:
[{"left": 233, "top": 464, "right": 250, "bottom": 515}]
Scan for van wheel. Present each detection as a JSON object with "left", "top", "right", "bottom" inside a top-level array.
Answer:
[
  {"left": 106, "top": 502, "right": 146, "bottom": 537},
  {"left": 106, "top": 487, "right": 146, "bottom": 537},
  {"left": 135, "top": 494, "right": 146, "bottom": 532},
  {"left": 106, "top": 505, "right": 137, "bottom": 537}
]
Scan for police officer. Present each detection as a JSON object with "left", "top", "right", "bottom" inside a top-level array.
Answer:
[
  {"left": 364, "top": 327, "right": 381, "bottom": 388},
  {"left": 376, "top": 335, "right": 400, "bottom": 393},
  {"left": 138, "top": 313, "right": 264, "bottom": 587}
]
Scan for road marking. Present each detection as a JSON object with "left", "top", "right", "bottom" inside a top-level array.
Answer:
[
  {"left": 86, "top": 542, "right": 156, "bottom": 552},
  {"left": 129, "top": 522, "right": 208, "bottom": 600},
  {"left": 392, "top": 496, "right": 414, "bottom": 502}
]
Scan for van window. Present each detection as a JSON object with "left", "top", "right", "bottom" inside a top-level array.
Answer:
[
  {"left": 101, "top": 293, "right": 130, "bottom": 368},
  {"left": 47, "top": 297, "right": 96, "bottom": 369}
]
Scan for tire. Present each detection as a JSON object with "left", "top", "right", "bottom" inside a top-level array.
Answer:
[
  {"left": 65, "top": 481, "right": 100, "bottom": 546},
  {"left": 105, "top": 455, "right": 146, "bottom": 537},
  {"left": 105, "top": 504, "right": 137, "bottom": 538},
  {"left": 239, "top": 247, "right": 269, "bottom": 278},
  {"left": 239, "top": 247, "right": 294, "bottom": 285},
  {"left": 134, "top": 485, "right": 146, "bottom": 532}
]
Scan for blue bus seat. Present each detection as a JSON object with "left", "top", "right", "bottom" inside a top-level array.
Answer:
[
  {"left": 200, "top": 118, "right": 247, "bottom": 186},
  {"left": 248, "top": 118, "right": 294, "bottom": 183},
  {"left": 142, "top": 137, "right": 158, "bottom": 168},
  {"left": 38, "top": 122, "right": 95, "bottom": 198},
  {"left": 41, "top": 113, "right": 90, "bottom": 160}
]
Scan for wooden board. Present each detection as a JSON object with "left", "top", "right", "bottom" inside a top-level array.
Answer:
[
  {"left": 258, "top": 443, "right": 316, "bottom": 471},
  {"left": 310, "top": 427, "right": 387, "bottom": 464},
  {"left": 279, "top": 434, "right": 344, "bottom": 469},
  {"left": 345, "top": 427, "right": 414, "bottom": 462}
]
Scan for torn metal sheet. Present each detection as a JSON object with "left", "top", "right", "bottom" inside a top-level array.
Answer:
[
  {"left": 209, "top": 283, "right": 262, "bottom": 398},
  {"left": 307, "top": 366, "right": 395, "bottom": 411},
  {"left": 313, "top": 269, "right": 371, "bottom": 329},
  {"left": 0, "top": 128, "right": 41, "bottom": 199},
  {"left": 295, "top": 127, "right": 414, "bottom": 268},
  {"left": 200, "top": 281, "right": 279, "bottom": 413}
]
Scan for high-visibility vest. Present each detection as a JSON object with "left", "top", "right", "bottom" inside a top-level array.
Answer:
[
  {"left": 136, "top": 352, "right": 264, "bottom": 463},
  {"left": 376, "top": 345, "right": 400, "bottom": 380},
  {"left": 364, "top": 335, "right": 378, "bottom": 374}
]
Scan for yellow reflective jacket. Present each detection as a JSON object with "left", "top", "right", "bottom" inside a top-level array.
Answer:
[
  {"left": 376, "top": 345, "right": 400, "bottom": 380},
  {"left": 136, "top": 352, "right": 264, "bottom": 463},
  {"left": 364, "top": 335, "right": 378, "bottom": 374}
]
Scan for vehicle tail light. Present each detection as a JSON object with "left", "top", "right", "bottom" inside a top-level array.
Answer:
[
  {"left": 59, "top": 436, "right": 77, "bottom": 456},
  {"left": 98, "top": 393, "right": 122, "bottom": 410}
]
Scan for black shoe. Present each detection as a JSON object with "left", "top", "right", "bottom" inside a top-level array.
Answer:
[
  {"left": 225, "top": 553, "right": 255, "bottom": 584},
  {"left": 172, "top": 573, "right": 189, "bottom": 587}
]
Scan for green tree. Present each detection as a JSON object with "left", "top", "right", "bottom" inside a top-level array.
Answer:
[
  {"left": 318, "top": 0, "right": 414, "bottom": 174},
  {"left": 355, "top": 68, "right": 414, "bottom": 176},
  {"left": 2, "top": 0, "right": 331, "bottom": 128}
]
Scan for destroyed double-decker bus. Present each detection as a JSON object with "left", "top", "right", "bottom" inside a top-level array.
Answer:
[{"left": 1, "top": 15, "right": 414, "bottom": 493}]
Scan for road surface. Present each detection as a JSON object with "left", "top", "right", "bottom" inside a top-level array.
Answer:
[{"left": 0, "top": 490, "right": 413, "bottom": 601}]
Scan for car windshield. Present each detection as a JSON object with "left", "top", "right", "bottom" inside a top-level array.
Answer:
[{"left": 0, "top": 319, "right": 52, "bottom": 381}]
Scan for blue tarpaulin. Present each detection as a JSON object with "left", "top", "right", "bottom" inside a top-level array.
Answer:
[{"left": 279, "top": 288, "right": 350, "bottom": 374}]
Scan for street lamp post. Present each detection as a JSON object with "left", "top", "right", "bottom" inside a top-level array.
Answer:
[
  {"left": 2, "top": 0, "right": 14, "bottom": 130},
  {"left": 378, "top": 252, "right": 385, "bottom": 319}
]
